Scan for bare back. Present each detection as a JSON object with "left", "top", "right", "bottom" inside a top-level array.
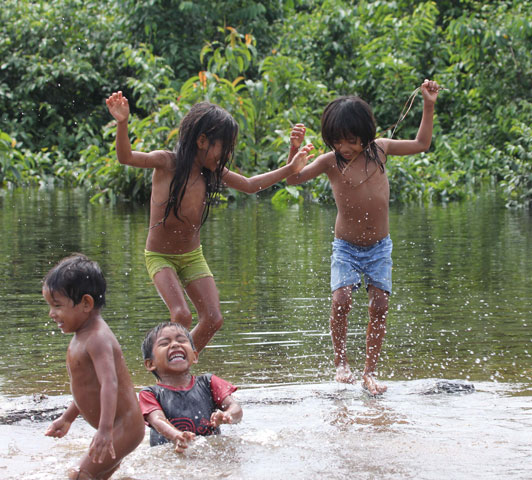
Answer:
[
  {"left": 325, "top": 145, "right": 389, "bottom": 246},
  {"left": 146, "top": 151, "right": 207, "bottom": 254},
  {"left": 67, "top": 317, "right": 141, "bottom": 429}
]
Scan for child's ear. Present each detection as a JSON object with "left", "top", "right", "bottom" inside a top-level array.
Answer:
[
  {"left": 81, "top": 294, "right": 95, "bottom": 312},
  {"left": 144, "top": 358, "right": 157, "bottom": 373},
  {"left": 196, "top": 133, "right": 208, "bottom": 151},
  {"left": 192, "top": 351, "right": 199, "bottom": 365}
]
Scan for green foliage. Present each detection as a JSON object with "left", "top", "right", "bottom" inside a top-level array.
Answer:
[
  {"left": 1, "top": 0, "right": 531, "bottom": 208},
  {"left": 121, "top": 0, "right": 287, "bottom": 81},
  {"left": 0, "top": 0, "right": 130, "bottom": 158}
]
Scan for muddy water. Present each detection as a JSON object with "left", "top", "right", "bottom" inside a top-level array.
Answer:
[{"left": 0, "top": 189, "right": 530, "bottom": 479}]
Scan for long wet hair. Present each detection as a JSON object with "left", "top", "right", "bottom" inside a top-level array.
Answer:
[
  {"left": 321, "top": 96, "right": 384, "bottom": 173},
  {"left": 163, "top": 102, "right": 239, "bottom": 225},
  {"left": 43, "top": 254, "right": 106, "bottom": 308}
]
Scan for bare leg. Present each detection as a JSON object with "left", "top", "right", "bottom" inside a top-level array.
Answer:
[
  {"left": 72, "top": 411, "right": 144, "bottom": 479},
  {"left": 185, "top": 276, "right": 223, "bottom": 352},
  {"left": 152, "top": 268, "right": 193, "bottom": 328},
  {"left": 362, "top": 285, "right": 389, "bottom": 395},
  {"left": 330, "top": 286, "right": 356, "bottom": 383}
]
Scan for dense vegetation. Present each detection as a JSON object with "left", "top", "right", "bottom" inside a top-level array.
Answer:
[{"left": 1, "top": 0, "right": 531, "bottom": 207}]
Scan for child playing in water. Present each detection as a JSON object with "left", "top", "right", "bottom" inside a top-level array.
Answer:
[
  {"left": 287, "top": 80, "right": 440, "bottom": 395},
  {"left": 106, "top": 92, "right": 313, "bottom": 352},
  {"left": 139, "top": 322, "right": 242, "bottom": 452},
  {"left": 43, "top": 254, "right": 145, "bottom": 479}
]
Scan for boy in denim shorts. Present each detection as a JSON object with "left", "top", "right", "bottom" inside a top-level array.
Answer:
[{"left": 287, "top": 80, "right": 441, "bottom": 394}]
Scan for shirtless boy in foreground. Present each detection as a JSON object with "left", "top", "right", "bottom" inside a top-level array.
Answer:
[{"left": 43, "top": 254, "right": 144, "bottom": 479}]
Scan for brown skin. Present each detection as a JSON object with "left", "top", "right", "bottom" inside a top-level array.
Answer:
[
  {"left": 144, "top": 326, "right": 243, "bottom": 453},
  {"left": 106, "top": 91, "right": 313, "bottom": 351},
  {"left": 287, "top": 80, "right": 440, "bottom": 395},
  {"left": 43, "top": 289, "right": 144, "bottom": 479}
]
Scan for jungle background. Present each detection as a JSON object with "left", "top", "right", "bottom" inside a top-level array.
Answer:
[{"left": 1, "top": 0, "right": 531, "bottom": 207}]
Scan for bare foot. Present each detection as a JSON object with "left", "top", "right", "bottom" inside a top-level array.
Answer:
[
  {"left": 335, "top": 364, "right": 357, "bottom": 384},
  {"left": 362, "top": 374, "right": 387, "bottom": 395}
]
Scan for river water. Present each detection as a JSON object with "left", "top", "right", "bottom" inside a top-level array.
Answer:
[{"left": 0, "top": 188, "right": 530, "bottom": 479}]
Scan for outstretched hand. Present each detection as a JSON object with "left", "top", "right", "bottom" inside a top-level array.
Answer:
[
  {"left": 45, "top": 417, "right": 71, "bottom": 438},
  {"left": 289, "top": 143, "right": 314, "bottom": 174},
  {"left": 106, "top": 91, "right": 130, "bottom": 123},
  {"left": 290, "top": 123, "right": 306, "bottom": 151},
  {"left": 210, "top": 409, "right": 234, "bottom": 428},
  {"left": 172, "top": 430, "right": 195, "bottom": 454},
  {"left": 420, "top": 79, "right": 440, "bottom": 105}
]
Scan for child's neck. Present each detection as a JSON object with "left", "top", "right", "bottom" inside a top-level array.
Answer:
[
  {"left": 74, "top": 310, "right": 103, "bottom": 335},
  {"left": 158, "top": 371, "right": 193, "bottom": 389}
]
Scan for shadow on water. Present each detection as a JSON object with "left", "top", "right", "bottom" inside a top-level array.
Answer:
[{"left": 0, "top": 188, "right": 531, "bottom": 478}]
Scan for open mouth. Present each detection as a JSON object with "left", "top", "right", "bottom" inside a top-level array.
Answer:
[{"left": 168, "top": 351, "right": 186, "bottom": 363}]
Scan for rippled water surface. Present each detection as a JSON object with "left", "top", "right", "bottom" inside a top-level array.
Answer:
[{"left": 0, "top": 189, "right": 530, "bottom": 479}]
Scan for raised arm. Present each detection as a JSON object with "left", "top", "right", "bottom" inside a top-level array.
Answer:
[
  {"left": 378, "top": 79, "right": 440, "bottom": 156},
  {"left": 106, "top": 91, "right": 173, "bottom": 169},
  {"left": 222, "top": 143, "right": 314, "bottom": 193}
]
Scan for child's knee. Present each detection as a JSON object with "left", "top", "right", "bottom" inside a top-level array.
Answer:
[
  {"left": 171, "top": 307, "right": 193, "bottom": 328},
  {"left": 207, "top": 310, "right": 223, "bottom": 332},
  {"left": 331, "top": 290, "right": 352, "bottom": 314}
]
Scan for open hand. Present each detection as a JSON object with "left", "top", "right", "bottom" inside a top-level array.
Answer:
[
  {"left": 289, "top": 143, "right": 314, "bottom": 174},
  {"left": 210, "top": 409, "right": 234, "bottom": 428},
  {"left": 89, "top": 429, "right": 116, "bottom": 464},
  {"left": 106, "top": 91, "right": 130, "bottom": 123},
  {"left": 45, "top": 417, "right": 71, "bottom": 438},
  {"left": 172, "top": 430, "right": 195, "bottom": 453},
  {"left": 290, "top": 123, "right": 306, "bottom": 150}
]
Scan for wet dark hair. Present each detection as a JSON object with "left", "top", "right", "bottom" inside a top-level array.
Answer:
[
  {"left": 142, "top": 322, "right": 196, "bottom": 379},
  {"left": 164, "top": 102, "right": 239, "bottom": 226},
  {"left": 321, "top": 96, "right": 384, "bottom": 172},
  {"left": 43, "top": 254, "right": 106, "bottom": 308}
]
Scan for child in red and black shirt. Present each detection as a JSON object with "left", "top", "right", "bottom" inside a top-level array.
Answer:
[{"left": 139, "top": 322, "right": 242, "bottom": 453}]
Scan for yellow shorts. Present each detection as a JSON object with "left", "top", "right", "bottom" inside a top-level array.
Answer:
[{"left": 144, "top": 246, "right": 213, "bottom": 287}]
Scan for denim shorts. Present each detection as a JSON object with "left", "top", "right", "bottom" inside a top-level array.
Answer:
[{"left": 330, "top": 236, "right": 393, "bottom": 294}]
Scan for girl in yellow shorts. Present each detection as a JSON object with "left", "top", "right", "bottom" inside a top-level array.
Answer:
[{"left": 106, "top": 92, "right": 314, "bottom": 351}]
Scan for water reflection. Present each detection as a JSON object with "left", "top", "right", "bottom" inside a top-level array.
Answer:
[
  {"left": 0, "top": 188, "right": 531, "bottom": 477},
  {"left": 0, "top": 189, "right": 531, "bottom": 396}
]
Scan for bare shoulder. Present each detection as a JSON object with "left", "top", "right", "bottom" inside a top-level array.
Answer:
[
  {"left": 149, "top": 150, "right": 175, "bottom": 170},
  {"left": 315, "top": 151, "right": 336, "bottom": 166},
  {"left": 303, "top": 150, "right": 336, "bottom": 175},
  {"left": 128, "top": 149, "right": 175, "bottom": 170},
  {"left": 83, "top": 318, "right": 119, "bottom": 351},
  {"left": 375, "top": 138, "right": 391, "bottom": 155}
]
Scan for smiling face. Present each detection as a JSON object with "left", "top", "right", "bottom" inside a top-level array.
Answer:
[
  {"left": 145, "top": 325, "right": 198, "bottom": 381},
  {"left": 333, "top": 136, "right": 364, "bottom": 161},
  {"left": 42, "top": 286, "right": 90, "bottom": 334}
]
